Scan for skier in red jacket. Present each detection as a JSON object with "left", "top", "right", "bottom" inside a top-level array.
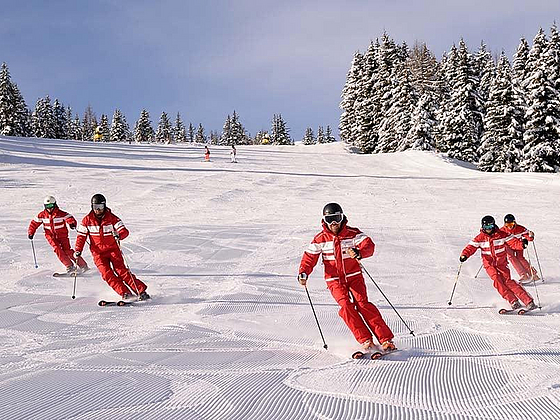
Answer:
[
  {"left": 460, "top": 215, "right": 536, "bottom": 311},
  {"left": 74, "top": 194, "right": 150, "bottom": 300},
  {"left": 298, "top": 203, "right": 396, "bottom": 352},
  {"left": 28, "top": 196, "right": 89, "bottom": 274},
  {"left": 501, "top": 214, "right": 539, "bottom": 284}
]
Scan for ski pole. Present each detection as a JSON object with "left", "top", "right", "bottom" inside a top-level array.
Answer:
[
  {"left": 30, "top": 239, "right": 38, "bottom": 268},
  {"left": 525, "top": 245, "right": 542, "bottom": 309},
  {"left": 474, "top": 263, "right": 483, "bottom": 278},
  {"left": 71, "top": 271, "right": 78, "bottom": 299},
  {"left": 359, "top": 261, "right": 415, "bottom": 336},
  {"left": 532, "top": 241, "right": 545, "bottom": 283},
  {"left": 304, "top": 285, "right": 328, "bottom": 349},
  {"left": 448, "top": 262, "right": 463, "bottom": 306}
]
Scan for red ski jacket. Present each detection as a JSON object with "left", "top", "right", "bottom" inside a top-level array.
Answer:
[
  {"left": 501, "top": 223, "right": 534, "bottom": 242},
  {"left": 28, "top": 207, "right": 77, "bottom": 239},
  {"left": 299, "top": 220, "right": 374, "bottom": 284},
  {"left": 461, "top": 228, "right": 523, "bottom": 268},
  {"left": 75, "top": 208, "right": 129, "bottom": 255}
]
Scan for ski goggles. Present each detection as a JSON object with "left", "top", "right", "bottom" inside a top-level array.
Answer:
[
  {"left": 92, "top": 203, "right": 106, "bottom": 211},
  {"left": 323, "top": 212, "right": 344, "bottom": 225},
  {"left": 482, "top": 223, "right": 495, "bottom": 230},
  {"left": 504, "top": 222, "right": 516, "bottom": 228},
  {"left": 44, "top": 203, "right": 56, "bottom": 209}
]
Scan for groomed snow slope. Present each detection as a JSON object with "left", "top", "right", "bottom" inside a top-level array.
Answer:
[{"left": 1, "top": 136, "right": 560, "bottom": 420}]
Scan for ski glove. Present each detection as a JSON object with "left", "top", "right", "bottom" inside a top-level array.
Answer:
[
  {"left": 74, "top": 251, "right": 81, "bottom": 258},
  {"left": 28, "top": 234, "right": 34, "bottom": 240},
  {"left": 348, "top": 247, "right": 361, "bottom": 260},
  {"left": 298, "top": 273, "right": 308, "bottom": 286},
  {"left": 69, "top": 224, "right": 76, "bottom": 230},
  {"left": 459, "top": 255, "right": 467, "bottom": 262},
  {"left": 522, "top": 238, "right": 528, "bottom": 248}
]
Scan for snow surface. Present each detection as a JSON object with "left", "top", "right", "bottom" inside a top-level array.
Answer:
[{"left": 1, "top": 135, "right": 560, "bottom": 420}]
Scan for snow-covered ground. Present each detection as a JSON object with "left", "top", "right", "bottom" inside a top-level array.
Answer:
[{"left": 1, "top": 135, "right": 560, "bottom": 420}]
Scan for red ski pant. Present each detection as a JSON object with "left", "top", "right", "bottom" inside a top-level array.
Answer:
[
  {"left": 92, "top": 249, "right": 147, "bottom": 296},
  {"left": 505, "top": 248, "right": 532, "bottom": 278},
  {"left": 46, "top": 236, "right": 88, "bottom": 269},
  {"left": 327, "top": 276, "right": 394, "bottom": 345},
  {"left": 485, "top": 263, "right": 532, "bottom": 305}
]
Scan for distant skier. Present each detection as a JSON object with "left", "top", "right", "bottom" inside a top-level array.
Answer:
[
  {"left": 74, "top": 194, "right": 150, "bottom": 300},
  {"left": 501, "top": 214, "right": 539, "bottom": 284},
  {"left": 460, "top": 215, "right": 536, "bottom": 311},
  {"left": 28, "top": 195, "right": 89, "bottom": 274},
  {"left": 204, "top": 146, "right": 210, "bottom": 162},
  {"left": 230, "top": 145, "right": 237, "bottom": 163},
  {"left": 298, "top": 203, "right": 396, "bottom": 352}
]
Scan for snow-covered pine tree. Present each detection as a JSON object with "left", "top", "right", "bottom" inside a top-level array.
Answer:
[
  {"left": 155, "top": 111, "right": 172, "bottom": 143},
  {"left": 354, "top": 40, "right": 382, "bottom": 153},
  {"left": 0, "top": 62, "right": 18, "bottom": 136},
  {"left": 474, "top": 42, "right": 496, "bottom": 108},
  {"left": 302, "top": 127, "right": 315, "bottom": 145},
  {"left": 525, "top": 28, "right": 548, "bottom": 77},
  {"left": 519, "top": 27, "right": 560, "bottom": 172},
  {"left": 97, "top": 114, "right": 110, "bottom": 142},
  {"left": 209, "top": 130, "right": 220, "bottom": 145},
  {"left": 546, "top": 23, "right": 560, "bottom": 101},
  {"left": 81, "top": 105, "right": 97, "bottom": 141},
  {"left": 376, "top": 64, "right": 417, "bottom": 153},
  {"left": 134, "top": 109, "right": 154, "bottom": 142},
  {"left": 399, "top": 92, "right": 437, "bottom": 151},
  {"left": 110, "top": 109, "right": 130, "bottom": 142},
  {"left": 512, "top": 37, "right": 530, "bottom": 103},
  {"left": 438, "top": 39, "right": 482, "bottom": 163},
  {"left": 173, "top": 112, "right": 187, "bottom": 142},
  {"left": 316, "top": 126, "right": 325, "bottom": 144},
  {"left": 52, "top": 99, "right": 67, "bottom": 139},
  {"left": 187, "top": 123, "right": 195, "bottom": 143},
  {"left": 339, "top": 51, "right": 364, "bottom": 148},
  {"left": 220, "top": 115, "right": 232, "bottom": 145},
  {"left": 68, "top": 114, "right": 82, "bottom": 141},
  {"left": 324, "top": 125, "right": 336, "bottom": 143},
  {"left": 32, "top": 96, "right": 56, "bottom": 139},
  {"left": 478, "top": 53, "right": 525, "bottom": 171},
  {"left": 270, "top": 114, "right": 292, "bottom": 145},
  {"left": 220, "top": 111, "right": 249, "bottom": 145},
  {"left": 195, "top": 123, "right": 207, "bottom": 143},
  {"left": 64, "top": 106, "right": 73, "bottom": 140},
  {"left": 12, "top": 83, "right": 31, "bottom": 137},
  {"left": 408, "top": 42, "right": 439, "bottom": 96}
]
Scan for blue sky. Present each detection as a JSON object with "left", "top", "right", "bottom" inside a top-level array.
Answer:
[{"left": 2, "top": 1, "right": 560, "bottom": 139}]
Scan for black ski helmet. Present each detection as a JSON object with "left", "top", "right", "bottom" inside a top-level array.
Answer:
[
  {"left": 504, "top": 214, "right": 516, "bottom": 223},
  {"left": 91, "top": 193, "right": 106, "bottom": 210},
  {"left": 323, "top": 202, "right": 343, "bottom": 215},
  {"left": 481, "top": 215, "right": 496, "bottom": 230}
]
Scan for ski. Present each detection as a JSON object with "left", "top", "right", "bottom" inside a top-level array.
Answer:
[
  {"left": 53, "top": 272, "right": 77, "bottom": 277},
  {"left": 499, "top": 307, "right": 536, "bottom": 315},
  {"left": 498, "top": 308, "right": 515, "bottom": 314},
  {"left": 351, "top": 350, "right": 385, "bottom": 360},
  {"left": 518, "top": 307, "right": 536, "bottom": 315},
  {"left": 98, "top": 300, "right": 133, "bottom": 307}
]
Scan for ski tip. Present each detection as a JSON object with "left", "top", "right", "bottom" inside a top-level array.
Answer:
[
  {"left": 498, "top": 308, "right": 508, "bottom": 314},
  {"left": 98, "top": 300, "right": 107, "bottom": 306},
  {"left": 370, "top": 352, "right": 384, "bottom": 360},
  {"left": 352, "top": 351, "right": 365, "bottom": 359}
]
